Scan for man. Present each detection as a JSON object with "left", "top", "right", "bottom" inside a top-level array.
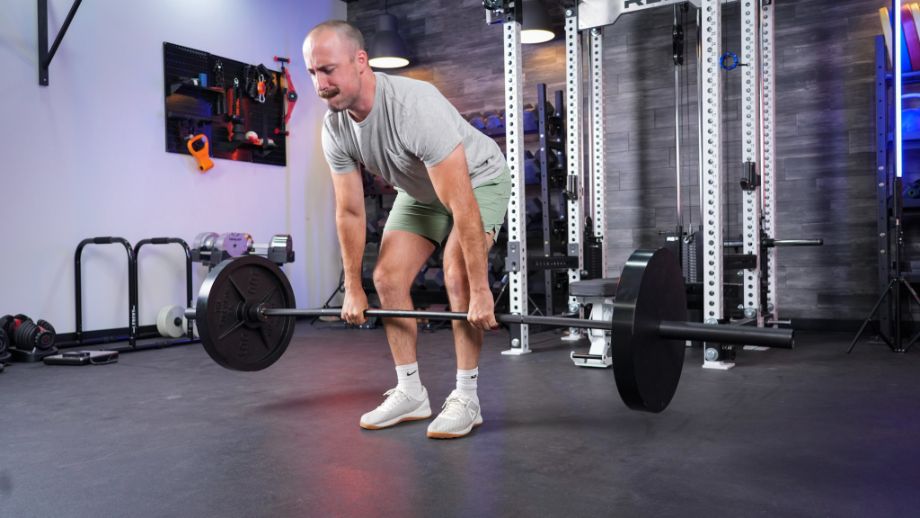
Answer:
[{"left": 303, "top": 20, "right": 510, "bottom": 439}]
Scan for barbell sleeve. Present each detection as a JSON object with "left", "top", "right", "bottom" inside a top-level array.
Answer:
[
  {"left": 657, "top": 321, "right": 794, "bottom": 349},
  {"left": 724, "top": 238, "right": 823, "bottom": 248},
  {"left": 766, "top": 239, "right": 823, "bottom": 247}
]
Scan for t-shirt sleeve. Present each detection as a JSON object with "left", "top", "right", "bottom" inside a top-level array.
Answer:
[
  {"left": 321, "top": 119, "right": 359, "bottom": 174},
  {"left": 399, "top": 95, "right": 464, "bottom": 168}
]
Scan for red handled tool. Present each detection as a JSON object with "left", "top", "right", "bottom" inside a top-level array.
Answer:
[{"left": 273, "top": 56, "right": 298, "bottom": 136}]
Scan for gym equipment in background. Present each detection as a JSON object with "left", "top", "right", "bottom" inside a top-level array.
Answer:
[
  {"left": 0, "top": 314, "right": 58, "bottom": 362},
  {"left": 186, "top": 134, "right": 214, "bottom": 172},
  {"left": 191, "top": 232, "right": 295, "bottom": 269},
  {"left": 43, "top": 350, "right": 119, "bottom": 366},
  {"left": 64, "top": 236, "right": 198, "bottom": 353},
  {"left": 164, "top": 42, "right": 287, "bottom": 167}
]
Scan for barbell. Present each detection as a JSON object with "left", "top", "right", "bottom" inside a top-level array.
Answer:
[{"left": 185, "top": 248, "right": 794, "bottom": 413}]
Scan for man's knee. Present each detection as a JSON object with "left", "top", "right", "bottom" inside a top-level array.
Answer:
[
  {"left": 373, "top": 263, "right": 411, "bottom": 299},
  {"left": 443, "top": 262, "right": 469, "bottom": 300}
]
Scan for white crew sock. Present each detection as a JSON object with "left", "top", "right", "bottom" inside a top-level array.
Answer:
[
  {"left": 396, "top": 362, "right": 424, "bottom": 398},
  {"left": 456, "top": 367, "right": 479, "bottom": 399}
]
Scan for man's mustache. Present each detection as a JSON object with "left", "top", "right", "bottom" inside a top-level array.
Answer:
[{"left": 319, "top": 87, "right": 340, "bottom": 99}]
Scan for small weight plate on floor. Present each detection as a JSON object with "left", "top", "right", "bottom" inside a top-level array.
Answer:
[
  {"left": 196, "top": 255, "right": 296, "bottom": 371},
  {"left": 611, "top": 248, "right": 688, "bottom": 413},
  {"left": 156, "top": 305, "right": 186, "bottom": 338}
]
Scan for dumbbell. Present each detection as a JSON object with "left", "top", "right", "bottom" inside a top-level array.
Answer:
[
  {"left": 484, "top": 112, "right": 505, "bottom": 132},
  {"left": 215, "top": 232, "right": 254, "bottom": 258},
  {"left": 0, "top": 314, "right": 56, "bottom": 351},
  {"left": 905, "top": 180, "right": 920, "bottom": 199},
  {"left": 468, "top": 113, "right": 486, "bottom": 131},
  {"left": 522, "top": 104, "right": 538, "bottom": 132},
  {"left": 193, "top": 232, "right": 220, "bottom": 253},
  {"left": 0, "top": 327, "right": 10, "bottom": 363},
  {"left": 249, "top": 234, "right": 295, "bottom": 264},
  {"left": 524, "top": 150, "right": 540, "bottom": 185},
  {"left": 192, "top": 232, "right": 253, "bottom": 268}
]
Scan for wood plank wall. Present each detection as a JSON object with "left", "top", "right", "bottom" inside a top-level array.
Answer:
[{"left": 341, "top": 0, "right": 885, "bottom": 320}]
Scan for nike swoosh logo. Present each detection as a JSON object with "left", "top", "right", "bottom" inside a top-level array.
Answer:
[
  {"left": 407, "top": 370, "right": 417, "bottom": 376},
  {"left": 471, "top": 375, "right": 478, "bottom": 379}
]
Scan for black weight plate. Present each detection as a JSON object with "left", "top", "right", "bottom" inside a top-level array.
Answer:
[
  {"left": 611, "top": 248, "right": 688, "bottom": 413},
  {"left": 0, "top": 315, "right": 13, "bottom": 336},
  {"left": 36, "top": 319, "right": 56, "bottom": 335},
  {"left": 196, "top": 255, "right": 296, "bottom": 371}
]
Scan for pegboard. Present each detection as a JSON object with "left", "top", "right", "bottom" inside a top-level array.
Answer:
[{"left": 163, "top": 42, "right": 288, "bottom": 167}]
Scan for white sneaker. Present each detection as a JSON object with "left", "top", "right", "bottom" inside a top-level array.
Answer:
[
  {"left": 426, "top": 390, "right": 483, "bottom": 439},
  {"left": 359, "top": 386, "right": 431, "bottom": 430}
]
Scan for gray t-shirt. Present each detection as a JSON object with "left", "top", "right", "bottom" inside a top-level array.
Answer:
[{"left": 321, "top": 72, "right": 505, "bottom": 204}]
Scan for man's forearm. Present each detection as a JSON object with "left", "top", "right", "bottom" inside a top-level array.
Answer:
[
  {"left": 336, "top": 212, "right": 366, "bottom": 290},
  {"left": 452, "top": 206, "right": 492, "bottom": 295}
]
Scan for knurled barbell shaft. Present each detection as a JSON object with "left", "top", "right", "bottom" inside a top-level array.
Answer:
[
  {"left": 259, "top": 308, "right": 793, "bottom": 348},
  {"left": 262, "top": 308, "right": 611, "bottom": 331}
]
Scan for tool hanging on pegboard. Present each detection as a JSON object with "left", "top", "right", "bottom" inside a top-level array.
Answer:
[
  {"left": 164, "top": 42, "right": 287, "bottom": 167},
  {"left": 226, "top": 77, "right": 246, "bottom": 144},
  {"left": 187, "top": 134, "right": 214, "bottom": 172},
  {"left": 274, "top": 56, "right": 298, "bottom": 136},
  {"left": 243, "top": 64, "right": 277, "bottom": 103}
]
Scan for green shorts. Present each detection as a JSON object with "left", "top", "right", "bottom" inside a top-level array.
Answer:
[{"left": 383, "top": 168, "right": 511, "bottom": 246}]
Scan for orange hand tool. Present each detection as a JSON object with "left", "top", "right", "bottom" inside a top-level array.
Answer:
[{"left": 187, "top": 134, "right": 214, "bottom": 172}]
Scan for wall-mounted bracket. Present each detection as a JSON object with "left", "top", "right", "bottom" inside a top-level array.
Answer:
[{"left": 38, "top": 0, "right": 84, "bottom": 86}]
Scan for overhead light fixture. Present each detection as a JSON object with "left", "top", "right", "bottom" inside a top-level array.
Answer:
[
  {"left": 368, "top": 4, "right": 411, "bottom": 69},
  {"left": 521, "top": 0, "right": 555, "bottom": 44}
]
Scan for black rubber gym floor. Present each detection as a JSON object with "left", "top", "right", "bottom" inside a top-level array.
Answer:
[{"left": 2, "top": 325, "right": 918, "bottom": 517}]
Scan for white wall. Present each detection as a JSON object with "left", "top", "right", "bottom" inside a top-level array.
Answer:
[{"left": 0, "top": 0, "right": 346, "bottom": 333}]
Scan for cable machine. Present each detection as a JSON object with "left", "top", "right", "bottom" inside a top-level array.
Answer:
[{"left": 486, "top": 1, "right": 811, "bottom": 367}]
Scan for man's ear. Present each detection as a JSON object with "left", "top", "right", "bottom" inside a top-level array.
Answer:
[{"left": 356, "top": 49, "right": 368, "bottom": 69}]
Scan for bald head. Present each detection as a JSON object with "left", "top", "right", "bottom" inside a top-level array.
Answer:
[
  {"left": 305, "top": 20, "right": 365, "bottom": 57},
  {"left": 303, "top": 20, "right": 373, "bottom": 114}
]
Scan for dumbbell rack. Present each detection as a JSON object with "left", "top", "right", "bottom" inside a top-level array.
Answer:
[
  {"left": 852, "top": 34, "right": 920, "bottom": 352},
  {"left": 465, "top": 85, "right": 572, "bottom": 323},
  {"left": 531, "top": 84, "right": 576, "bottom": 318}
]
